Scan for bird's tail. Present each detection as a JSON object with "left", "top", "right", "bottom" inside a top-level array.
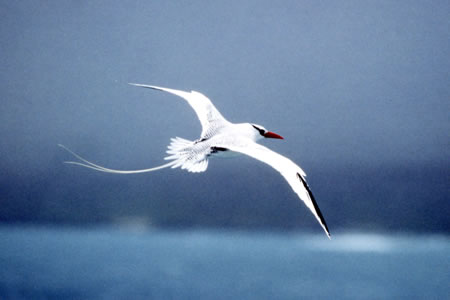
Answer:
[
  {"left": 58, "top": 144, "right": 176, "bottom": 174},
  {"left": 164, "top": 137, "right": 209, "bottom": 173}
]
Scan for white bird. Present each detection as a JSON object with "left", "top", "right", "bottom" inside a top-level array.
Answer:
[{"left": 59, "top": 84, "right": 331, "bottom": 238}]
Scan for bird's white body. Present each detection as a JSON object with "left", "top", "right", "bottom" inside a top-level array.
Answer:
[{"left": 60, "top": 84, "right": 330, "bottom": 238}]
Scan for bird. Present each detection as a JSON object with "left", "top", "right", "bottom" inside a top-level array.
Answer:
[{"left": 59, "top": 84, "right": 331, "bottom": 238}]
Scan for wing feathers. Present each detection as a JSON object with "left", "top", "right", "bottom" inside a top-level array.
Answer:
[
  {"left": 297, "top": 173, "right": 330, "bottom": 238},
  {"left": 224, "top": 142, "right": 331, "bottom": 238},
  {"left": 128, "top": 83, "right": 229, "bottom": 138}
]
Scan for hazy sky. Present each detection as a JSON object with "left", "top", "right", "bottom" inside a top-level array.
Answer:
[
  {"left": 2, "top": 1, "right": 449, "bottom": 171},
  {"left": 1, "top": 1, "right": 449, "bottom": 230}
]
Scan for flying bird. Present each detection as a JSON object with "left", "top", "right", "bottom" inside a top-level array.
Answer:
[{"left": 59, "top": 84, "right": 330, "bottom": 238}]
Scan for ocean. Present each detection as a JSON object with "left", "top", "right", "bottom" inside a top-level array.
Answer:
[{"left": 0, "top": 226, "right": 448, "bottom": 300}]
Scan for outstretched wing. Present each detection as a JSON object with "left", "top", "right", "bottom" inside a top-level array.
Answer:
[
  {"left": 129, "top": 83, "right": 230, "bottom": 138},
  {"left": 223, "top": 141, "right": 331, "bottom": 238}
]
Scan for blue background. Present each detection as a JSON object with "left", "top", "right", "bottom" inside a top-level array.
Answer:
[
  {"left": 1, "top": 0, "right": 449, "bottom": 233},
  {"left": 0, "top": 2, "right": 449, "bottom": 299}
]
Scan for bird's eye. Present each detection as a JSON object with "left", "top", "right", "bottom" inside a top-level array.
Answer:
[{"left": 252, "top": 125, "right": 265, "bottom": 136}]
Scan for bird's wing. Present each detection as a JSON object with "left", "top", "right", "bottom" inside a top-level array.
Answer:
[
  {"left": 129, "top": 83, "right": 229, "bottom": 138},
  {"left": 222, "top": 141, "right": 330, "bottom": 238}
]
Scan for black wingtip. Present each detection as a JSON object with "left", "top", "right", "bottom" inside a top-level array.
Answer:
[{"left": 297, "top": 173, "right": 331, "bottom": 238}]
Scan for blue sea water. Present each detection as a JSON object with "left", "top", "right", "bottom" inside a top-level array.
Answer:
[{"left": 0, "top": 226, "right": 448, "bottom": 300}]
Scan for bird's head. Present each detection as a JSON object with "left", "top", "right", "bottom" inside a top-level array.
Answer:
[{"left": 250, "top": 123, "right": 284, "bottom": 141}]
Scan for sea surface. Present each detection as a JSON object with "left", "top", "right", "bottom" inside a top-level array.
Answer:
[{"left": 0, "top": 226, "right": 448, "bottom": 300}]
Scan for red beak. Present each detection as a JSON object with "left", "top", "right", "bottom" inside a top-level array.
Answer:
[{"left": 264, "top": 131, "right": 284, "bottom": 139}]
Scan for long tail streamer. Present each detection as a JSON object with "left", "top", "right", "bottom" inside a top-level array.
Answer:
[{"left": 58, "top": 144, "right": 175, "bottom": 174}]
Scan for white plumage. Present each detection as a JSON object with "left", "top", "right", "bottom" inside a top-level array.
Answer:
[{"left": 60, "top": 84, "right": 331, "bottom": 238}]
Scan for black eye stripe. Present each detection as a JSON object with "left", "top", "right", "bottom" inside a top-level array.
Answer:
[{"left": 252, "top": 125, "right": 265, "bottom": 136}]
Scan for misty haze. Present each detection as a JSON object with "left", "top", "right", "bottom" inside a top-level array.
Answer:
[{"left": 1, "top": 1, "right": 448, "bottom": 299}]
